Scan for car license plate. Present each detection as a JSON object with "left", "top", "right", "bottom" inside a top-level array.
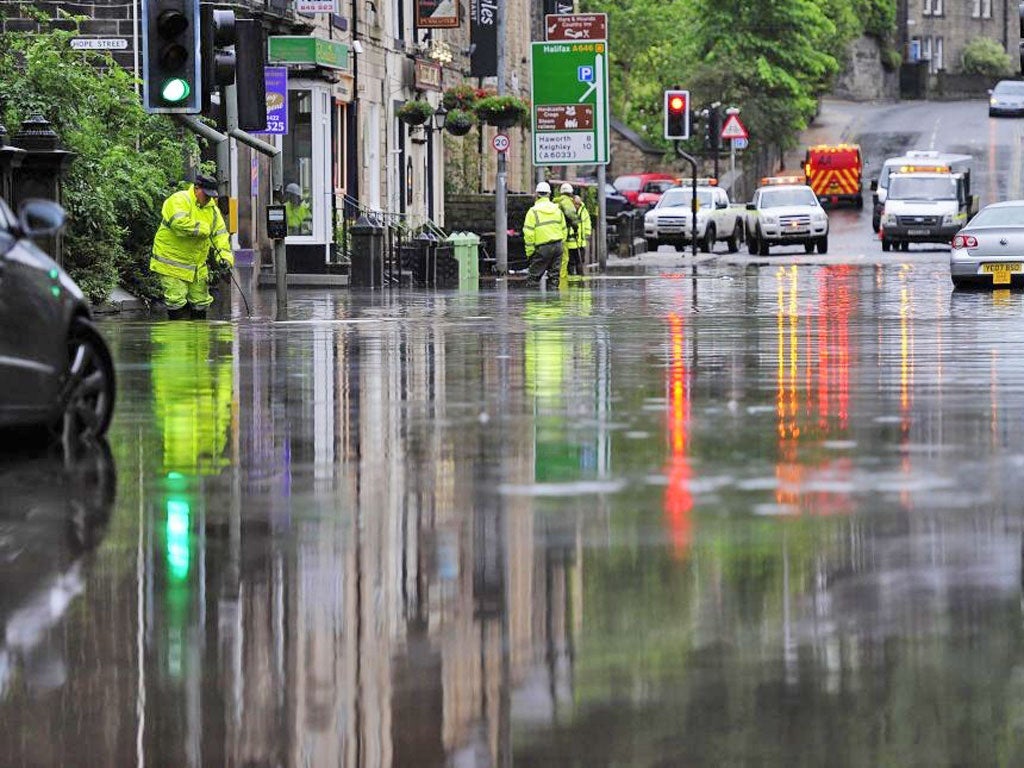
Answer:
[
  {"left": 982, "top": 262, "right": 1022, "bottom": 284},
  {"left": 907, "top": 228, "right": 930, "bottom": 235}
]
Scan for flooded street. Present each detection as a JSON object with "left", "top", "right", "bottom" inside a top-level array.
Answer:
[{"left": 5, "top": 261, "right": 1024, "bottom": 766}]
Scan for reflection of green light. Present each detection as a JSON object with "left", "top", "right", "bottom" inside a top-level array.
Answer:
[
  {"left": 166, "top": 499, "right": 190, "bottom": 581},
  {"left": 50, "top": 285, "right": 61, "bottom": 298},
  {"left": 160, "top": 77, "right": 190, "bottom": 103}
]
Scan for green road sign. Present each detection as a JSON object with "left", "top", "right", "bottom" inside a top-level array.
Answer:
[{"left": 530, "top": 41, "right": 609, "bottom": 166}]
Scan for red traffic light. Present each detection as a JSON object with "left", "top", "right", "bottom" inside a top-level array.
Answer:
[{"left": 669, "top": 95, "right": 685, "bottom": 112}]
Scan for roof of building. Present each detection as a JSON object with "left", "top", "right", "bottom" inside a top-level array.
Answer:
[{"left": 610, "top": 118, "right": 662, "bottom": 156}]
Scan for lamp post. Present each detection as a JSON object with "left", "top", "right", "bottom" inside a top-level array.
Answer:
[{"left": 427, "top": 103, "right": 447, "bottom": 222}]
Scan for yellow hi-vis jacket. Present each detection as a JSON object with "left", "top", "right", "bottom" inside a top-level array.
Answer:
[
  {"left": 523, "top": 197, "right": 568, "bottom": 259},
  {"left": 150, "top": 185, "right": 233, "bottom": 282},
  {"left": 574, "top": 203, "right": 592, "bottom": 249}
]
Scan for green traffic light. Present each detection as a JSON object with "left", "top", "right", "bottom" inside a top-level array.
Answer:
[{"left": 161, "top": 77, "right": 190, "bottom": 103}]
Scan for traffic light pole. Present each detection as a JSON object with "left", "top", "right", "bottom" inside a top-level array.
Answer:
[{"left": 673, "top": 142, "right": 699, "bottom": 260}]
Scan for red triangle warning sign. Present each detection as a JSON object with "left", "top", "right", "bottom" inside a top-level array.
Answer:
[{"left": 720, "top": 114, "right": 748, "bottom": 140}]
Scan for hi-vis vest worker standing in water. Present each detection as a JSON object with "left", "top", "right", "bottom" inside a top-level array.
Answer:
[
  {"left": 150, "top": 173, "right": 233, "bottom": 320},
  {"left": 523, "top": 181, "right": 568, "bottom": 288}
]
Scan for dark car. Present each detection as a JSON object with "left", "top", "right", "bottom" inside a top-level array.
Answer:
[
  {"left": 555, "top": 180, "right": 632, "bottom": 218},
  {"left": 0, "top": 197, "right": 115, "bottom": 441}
]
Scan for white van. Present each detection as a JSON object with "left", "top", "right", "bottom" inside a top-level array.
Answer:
[{"left": 870, "top": 150, "right": 972, "bottom": 231}]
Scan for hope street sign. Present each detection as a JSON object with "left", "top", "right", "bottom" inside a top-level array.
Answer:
[
  {"left": 530, "top": 41, "right": 609, "bottom": 166},
  {"left": 70, "top": 38, "right": 129, "bottom": 50}
]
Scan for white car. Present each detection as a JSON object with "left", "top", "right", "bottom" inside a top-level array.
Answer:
[
  {"left": 643, "top": 185, "right": 744, "bottom": 253},
  {"left": 745, "top": 183, "right": 829, "bottom": 255}
]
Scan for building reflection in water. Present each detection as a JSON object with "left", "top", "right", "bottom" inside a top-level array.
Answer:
[{"left": 4, "top": 292, "right": 610, "bottom": 766}]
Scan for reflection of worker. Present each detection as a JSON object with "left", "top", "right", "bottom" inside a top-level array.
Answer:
[
  {"left": 568, "top": 195, "right": 592, "bottom": 276},
  {"left": 553, "top": 182, "right": 581, "bottom": 287},
  {"left": 150, "top": 173, "right": 233, "bottom": 320},
  {"left": 151, "top": 322, "right": 234, "bottom": 477},
  {"left": 284, "top": 182, "right": 312, "bottom": 235},
  {"left": 523, "top": 181, "right": 567, "bottom": 287}
]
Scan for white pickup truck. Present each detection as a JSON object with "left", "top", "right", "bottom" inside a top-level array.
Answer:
[
  {"left": 643, "top": 184, "right": 745, "bottom": 253},
  {"left": 744, "top": 181, "right": 830, "bottom": 255}
]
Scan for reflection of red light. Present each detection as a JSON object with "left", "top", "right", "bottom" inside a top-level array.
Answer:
[
  {"left": 665, "top": 313, "right": 692, "bottom": 557},
  {"left": 669, "top": 96, "right": 685, "bottom": 112}
]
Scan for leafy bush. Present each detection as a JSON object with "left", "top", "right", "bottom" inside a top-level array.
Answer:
[
  {"left": 444, "top": 109, "right": 476, "bottom": 136},
  {"left": 962, "top": 37, "right": 1012, "bottom": 77},
  {"left": 442, "top": 84, "right": 478, "bottom": 111},
  {"left": 397, "top": 99, "right": 434, "bottom": 125},
  {"left": 0, "top": 22, "right": 197, "bottom": 304},
  {"left": 474, "top": 95, "right": 530, "bottom": 128}
]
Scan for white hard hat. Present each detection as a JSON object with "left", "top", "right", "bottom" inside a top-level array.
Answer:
[
  {"left": 535, "top": 181, "right": 551, "bottom": 195},
  {"left": 559, "top": 182, "right": 574, "bottom": 194}
]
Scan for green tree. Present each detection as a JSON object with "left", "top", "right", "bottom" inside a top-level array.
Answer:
[
  {"left": 0, "top": 21, "right": 197, "bottom": 303},
  {"left": 962, "top": 37, "right": 1012, "bottom": 77}
]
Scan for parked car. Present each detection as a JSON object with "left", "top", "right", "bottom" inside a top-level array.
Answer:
[
  {"left": 745, "top": 178, "right": 830, "bottom": 255},
  {"left": 950, "top": 200, "right": 1024, "bottom": 289},
  {"left": 552, "top": 180, "right": 632, "bottom": 219},
  {"left": 0, "top": 197, "right": 115, "bottom": 441},
  {"left": 611, "top": 172, "right": 677, "bottom": 206},
  {"left": 989, "top": 80, "right": 1024, "bottom": 117},
  {"left": 635, "top": 179, "right": 678, "bottom": 211},
  {"left": 644, "top": 183, "right": 744, "bottom": 253}
]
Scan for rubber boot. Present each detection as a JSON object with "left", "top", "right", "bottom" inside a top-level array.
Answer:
[
  {"left": 167, "top": 306, "right": 190, "bottom": 320},
  {"left": 190, "top": 307, "right": 207, "bottom": 320}
]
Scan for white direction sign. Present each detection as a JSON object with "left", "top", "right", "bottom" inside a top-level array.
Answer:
[
  {"left": 70, "top": 38, "right": 129, "bottom": 50},
  {"left": 530, "top": 41, "right": 610, "bottom": 166},
  {"left": 492, "top": 133, "right": 511, "bottom": 152},
  {"left": 720, "top": 113, "right": 748, "bottom": 141}
]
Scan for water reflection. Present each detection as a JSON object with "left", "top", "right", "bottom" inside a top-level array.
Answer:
[
  {"left": 5, "top": 267, "right": 1024, "bottom": 765},
  {"left": 0, "top": 439, "right": 116, "bottom": 697}
]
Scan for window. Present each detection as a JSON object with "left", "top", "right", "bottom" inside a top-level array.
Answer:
[
  {"left": 934, "top": 37, "right": 944, "bottom": 72},
  {"left": 923, "top": 0, "right": 930, "bottom": 15},
  {"left": 972, "top": 0, "right": 981, "bottom": 17},
  {"left": 982, "top": 0, "right": 991, "bottom": 17},
  {"left": 923, "top": 0, "right": 942, "bottom": 14},
  {"left": 282, "top": 89, "right": 314, "bottom": 237},
  {"left": 910, "top": 37, "right": 922, "bottom": 62}
]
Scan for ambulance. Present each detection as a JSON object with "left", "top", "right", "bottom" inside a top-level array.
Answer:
[{"left": 803, "top": 144, "right": 863, "bottom": 209}]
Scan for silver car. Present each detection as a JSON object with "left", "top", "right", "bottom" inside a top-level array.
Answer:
[
  {"left": 989, "top": 80, "right": 1024, "bottom": 117},
  {"left": 950, "top": 200, "right": 1024, "bottom": 289}
]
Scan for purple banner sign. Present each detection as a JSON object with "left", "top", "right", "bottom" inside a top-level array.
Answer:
[{"left": 261, "top": 67, "right": 288, "bottom": 135}]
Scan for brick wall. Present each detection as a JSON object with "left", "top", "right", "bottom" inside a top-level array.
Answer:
[
  {"left": 2, "top": 1, "right": 140, "bottom": 71},
  {"left": 446, "top": 193, "right": 535, "bottom": 234}
]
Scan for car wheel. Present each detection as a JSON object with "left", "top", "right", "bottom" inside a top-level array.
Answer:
[
  {"left": 804, "top": 241, "right": 815, "bottom": 254},
  {"left": 757, "top": 230, "right": 770, "bottom": 256},
  {"left": 817, "top": 235, "right": 828, "bottom": 254},
  {"left": 989, "top": 110, "right": 996, "bottom": 118},
  {"left": 726, "top": 225, "right": 740, "bottom": 253},
  {"left": 951, "top": 275, "right": 972, "bottom": 290},
  {"left": 747, "top": 229, "right": 758, "bottom": 255},
  {"left": 901, "top": 241, "right": 910, "bottom": 252},
  {"left": 700, "top": 225, "right": 714, "bottom": 253},
  {"left": 872, "top": 215, "right": 881, "bottom": 233},
  {"left": 57, "top": 317, "right": 116, "bottom": 441},
  {"left": 855, "top": 195, "right": 864, "bottom": 210},
  {"left": 645, "top": 238, "right": 659, "bottom": 253},
  {"left": 881, "top": 238, "right": 891, "bottom": 252}
]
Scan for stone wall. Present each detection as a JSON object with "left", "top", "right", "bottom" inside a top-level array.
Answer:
[
  {"left": 446, "top": 193, "right": 535, "bottom": 234},
  {"left": 930, "top": 71, "right": 996, "bottom": 99},
  {"left": 609, "top": 132, "right": 664, "bottom": 176},
  {"left": 833, "top": 36, "right": 899, "bottom": 101}
]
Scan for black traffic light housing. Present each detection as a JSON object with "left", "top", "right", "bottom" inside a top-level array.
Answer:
[
  {"left": 664, "top": 90, "right": 690, "bottom": 141},
  {"left": 201, "top": 7, "right": 236, "bottom": 114},
  {"left": 1019, "top": 2, "right": 1024, "bottom": 72},
  {"left": 141, "top": 0, "right": 202, "bottom": 114},
  {"left": 235, "top": 19, "right": 267, "bottom": 132}
]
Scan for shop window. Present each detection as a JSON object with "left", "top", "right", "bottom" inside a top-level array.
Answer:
[{"left": 282, "top": 89, "right": 314, "bottom": 236}]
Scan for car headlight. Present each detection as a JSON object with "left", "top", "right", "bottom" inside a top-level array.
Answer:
[
  {"left": 812, "top": 211, "right": 827, "bottom": 223},
  {"left": 991, "top": 97, "right": 999, "bottom": 105},
  {"left": 644, "top": 213, "right": 656, "bottom": 225},
  {"left": 942, "top": 213, "right": 954, "bottom": 225},
  {"left": 762, "top": 215, "right": 777, "bottom": 225},
  {"left": 883, "top": 212, "right": 898, "bottom": 226}
]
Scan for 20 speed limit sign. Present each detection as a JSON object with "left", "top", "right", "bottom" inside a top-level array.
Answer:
[{"left": 492, "top": 133, "right": 511, "bottom": 152}]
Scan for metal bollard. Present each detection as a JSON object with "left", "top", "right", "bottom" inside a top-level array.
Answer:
[{"left": 350, "top": 214, "right": 384, "bottom": 288}]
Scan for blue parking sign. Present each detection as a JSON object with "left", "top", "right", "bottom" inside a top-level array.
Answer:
[{"left": 577, "top": 65, "right": 594, "bottom": 83}]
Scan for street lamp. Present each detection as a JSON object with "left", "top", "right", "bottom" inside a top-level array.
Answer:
[{"left": 431, "top": 103, "right": 448, "bottom": 132}]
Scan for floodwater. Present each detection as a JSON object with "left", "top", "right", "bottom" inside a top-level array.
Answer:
[{"left": 4, "top": 262, "right": 1024, "bottom": 767}]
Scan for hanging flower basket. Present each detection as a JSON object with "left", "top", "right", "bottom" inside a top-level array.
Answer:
[
  {"left": 445, "top": 109, "right": 475, "bottom": 136},
  {"left": 442, "top": 84, "right": 478, "bottom": 112},
  {"left": 474, "top": 95, "right": 529, "bottom": 129},
  {"left": 397, "top": 99, "right": 434, "bottom": 126}
]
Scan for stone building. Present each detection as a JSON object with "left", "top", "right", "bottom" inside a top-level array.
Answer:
[{"left": 904, "top": 0, "right": 1019, "bottom": 74}]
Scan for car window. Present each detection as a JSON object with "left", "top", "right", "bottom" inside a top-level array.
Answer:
[
  {"left": 613, "top": 176, "right": 641, "bottom": 192},
  {"left": 994, "top": 81, "right": 1024, "bottom": 95},
  {"left": 968, "top": 205, "right": 1024, "bottom": 227},
  {"left": 759, "top": 188, "right": 818, "bottom": 208},
  {"left": 644, "top": 180, "right": 674, "bottom": 194},
  {"left": 888, "top": 175, "right": 957, "bottom": 201},
  {"left": 659, "top": 189, "right": 713, "bottom": 209}
]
